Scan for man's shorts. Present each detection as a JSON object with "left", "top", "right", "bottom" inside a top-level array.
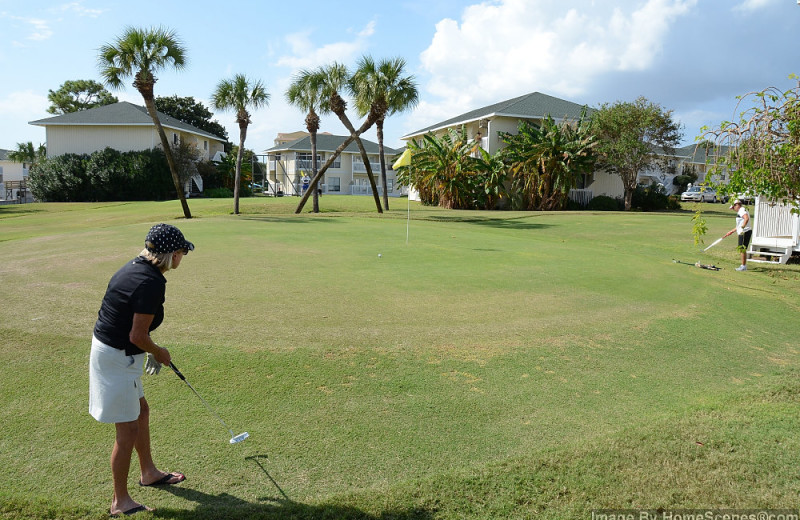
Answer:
[{"left": 89, "top": 336, "right": 145, "bottom": 423}]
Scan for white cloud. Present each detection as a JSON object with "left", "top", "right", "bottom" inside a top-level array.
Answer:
[
  {"left": 57, "top": 2, "right": 105, "bottom": 17},
  {"left": 412, "top": 0, "right": 697, "bottom": 132},
  {"left": 275, "top": 20, "right": 376, "bottom": 70},
  {"left": 733, "top": 0, "right": 778, "bottom": 12},
  {"left": 25, "top": 18, "right": 54, "bottom": 41},
  {"left": 0, "top": 90, "right": 49, "bottom": 148}
]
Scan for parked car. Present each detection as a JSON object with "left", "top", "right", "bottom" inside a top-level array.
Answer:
[
  {"left": 680, "top": 185, "right": 718, "bottom": 203},
  {"left": 734, "top": 191, "right": 755, "bottom": 205}
]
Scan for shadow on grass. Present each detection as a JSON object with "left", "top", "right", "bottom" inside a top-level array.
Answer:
[
  {"left": 420, "top": 214, "right": 553, "bottom": 231},
  {"left": 240, "top": 215, "right": 344, "bottom": 224},
  {"left": 153, "top": 454, "right": 434, "bottom": 520}
]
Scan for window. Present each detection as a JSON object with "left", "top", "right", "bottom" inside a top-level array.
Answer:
[
  {"left": 172, "top": 133, "right": 179, "bottom": 145},
  {"left": 297, "top": 153, "right": 320, "bottom": 169},
  {"left": 326, "top": 153, "right": 341, "bottom": 169},
  {"left": 203, "top": 140, "right": 208, "bottom": 151},
  {"left": 387, "top": 179, "right": 393, "bottom": 193},
  {"left": 328, "top": 177, "right": 340, "bottom": 192}
]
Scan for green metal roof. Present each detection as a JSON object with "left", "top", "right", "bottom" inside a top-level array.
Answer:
[
  {"left": 264, "top": 134, "right": 400, "bottom": 155},
  {"left": 402, "top": 91, "right": 594, "bottom": 138},
  {"left": 659, "top": 143, "right": 734, "bottom": 163},
  {"left": 29, "top": 101, "right": 225, "bottom": 142}
]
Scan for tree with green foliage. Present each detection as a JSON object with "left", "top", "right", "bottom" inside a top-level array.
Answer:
[
  {"left": 409, "top": 127, "right": 481, "bottom": 209},
  {"left": 155, "top": 95, "right": 228, "bottom": 141},
  {"left": 98, "top": 26, "right": 192, "bottom": 218},
  {"left": 349, "top": 56, "right": 419, "bottom": 211},
  {"left": 500, "top": 111, "right": 597, "bottom": 210},
  {"left": 471, "top": 146, "right": 509, "bottom": 210},
  {"left": 213, "top": 145, "right": 255, "bottom": 191},
  {"left": 286, "top": 69, "right": 325, "bottom": 213},
  {"left": 703, "top": 79, "right": 800, "bottom": 206},
  {"left": 673, "top": 163, "right": 698, "bottom": 193},
  {"left": 47, "top": 79, "right": 118, "bottom": 114},
  {"left": 592, "top": 97, "right": 682, "bottom": 210},
  {"left": 211, "top": 74, "right": 269, "bottom": 215},
  {"left": 7, "top": 141, "right": 47, "bottom": 168}
]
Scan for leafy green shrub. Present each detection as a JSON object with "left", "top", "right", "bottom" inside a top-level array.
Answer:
[
  {"left": 631, "top": 183, "right": 670, "bottom": 211},
  {"left": 28, "top": 153, "right": 89, "bottom": 202},
  {"left": 587, "top": 195, "right": 621, "bottom": 211},
  {"left": 566, "top": 198, "right": 586, "bottom": 211},
  {"left": 667, "top": 195, "right": 681, "bottom": 210},
  {"left": 197, "top": 160, "right": 225, "bottom": 190},
  {"left": 203, "top": 187, "right": 233, "bottom": 198},
  {"left": 28, "top": 148, "right": 174, "bottom": 202}
]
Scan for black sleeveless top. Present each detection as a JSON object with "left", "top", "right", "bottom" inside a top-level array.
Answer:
[{"left": 94, "top": 256, "right": 166, "bottom": 355}]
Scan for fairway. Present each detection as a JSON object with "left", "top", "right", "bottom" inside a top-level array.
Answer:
[{"left": 2, "top": 198, "right": 800, "bottom": 520}]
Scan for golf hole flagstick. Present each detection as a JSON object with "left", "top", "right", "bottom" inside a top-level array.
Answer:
[
  {"left": 673, "top": 259, "right": 722, "bottom": 271},
  {"left": 170, "top": 362, "right": 249, "bottom": 445}
]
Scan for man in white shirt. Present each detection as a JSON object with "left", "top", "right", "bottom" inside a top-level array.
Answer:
[{"left": 724, "top": 199, "right": 752, "bottom": 271}]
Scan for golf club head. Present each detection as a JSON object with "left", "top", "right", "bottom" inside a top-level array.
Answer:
[{"left": 230, "top": 432, "right": 250, "bottom": 444}]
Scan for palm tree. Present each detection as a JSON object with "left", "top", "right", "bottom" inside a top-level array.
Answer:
[
  {"left": 7, "top": 142, "right": 46, "bottom": 168},
  {"left": 317, "top": 62, "right": 382, "bottom": 213},
  {"left": 350, "top": 56, "right": 419, "bottom": 210},
  {"left": 98, "top": 26, "right": 192, "bottom": 218},
  {"left": 286, "top": 69, "right": 325, "bottom": 213},
  {"left": 211, "top": 74, "right": 270, "bottom": 215}
]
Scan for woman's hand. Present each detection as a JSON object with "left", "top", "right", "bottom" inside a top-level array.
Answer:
[{"left": 152, "top": 346, "right": 171, "bottom": 366}]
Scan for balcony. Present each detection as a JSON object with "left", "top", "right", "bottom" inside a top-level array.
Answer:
[{"left": 352, "top": 160, "right": 382, "bottom": 173}]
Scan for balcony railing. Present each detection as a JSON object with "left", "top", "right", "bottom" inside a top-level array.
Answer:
[
  {"left": 353, "top": 161, "right": 382, "bottom": 173},
  {"left": 296, "top": 159, "right": 320, "bottom": 169},
  {"left": 351, "top": 184, "right": 384, "bottom": 196},
  {"left": 295, "top": 159, "right": 341, "bottom": 170}
]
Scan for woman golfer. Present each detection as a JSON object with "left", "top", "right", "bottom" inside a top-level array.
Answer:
[
  {"left": 724, "top": 199, "right": 752, "bottom": 271},
  {"left": 89, "top": 223, "right": 193, "bottom": 516}
]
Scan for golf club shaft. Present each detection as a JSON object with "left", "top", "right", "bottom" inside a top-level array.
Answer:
[
  {"left": 170, "top": 362, "right": 235, "bottom": 438},
  {"left": 703, "top": 236, "right": 724, "bottom": 252}
]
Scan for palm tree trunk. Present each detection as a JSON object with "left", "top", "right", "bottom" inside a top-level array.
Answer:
[
  {"left": 376, "top": 118, "right": 389, "bottom": 211},
  {"left": 235, "top": 123, "right": 248, "bottom": 215},
  {"left": 295, "top": 118, "right": 373, "bottom": 214},
  {"left": 311, "top": 131, "right": 319, "bottom": 213},
  {"left": 331, "top": 104, "right": 382, "bottom": 213},
  {"left": 142, "top": 96, "right": 192, "bottom": 218}
]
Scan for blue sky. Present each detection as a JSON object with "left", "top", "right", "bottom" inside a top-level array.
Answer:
[{"left": 1, "top": 0, "right": 798, "bottom": 153}]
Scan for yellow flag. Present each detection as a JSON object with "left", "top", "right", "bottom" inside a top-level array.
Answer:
[{"left": 392, "top": 149, "right": 412, "bottom": 169}]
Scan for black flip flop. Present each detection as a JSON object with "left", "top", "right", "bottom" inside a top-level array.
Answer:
[
  {"left": 138, "top": 472, "right": 185, "bottom": 487},
  {"left": 109, "top": 504, "right": 148, "bottom": 517}
]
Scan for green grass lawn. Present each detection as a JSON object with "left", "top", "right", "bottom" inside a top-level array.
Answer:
[{"left": 1, "top": 198, "right": 799, "bottom": 519}]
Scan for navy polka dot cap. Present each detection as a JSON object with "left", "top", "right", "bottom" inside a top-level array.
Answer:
[{"left": 145, "top": 223, "right": 195, "bottom": 254}]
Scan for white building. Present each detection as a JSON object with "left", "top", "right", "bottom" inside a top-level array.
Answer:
[{"left": 264, "top": 133, "right": 403, "bottom": 197}]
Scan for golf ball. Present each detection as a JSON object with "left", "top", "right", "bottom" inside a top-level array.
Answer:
[{"left": 378, "top": 253, "right": 382, "bottom": 258}]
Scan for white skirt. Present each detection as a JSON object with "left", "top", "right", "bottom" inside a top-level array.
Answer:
[{"left": 89, "top": 336, "right": 145, "bottom": 423}]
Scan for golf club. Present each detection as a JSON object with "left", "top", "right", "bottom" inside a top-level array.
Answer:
[
  {"left": 703, "top": 236, "right": 725, "bottom": 252},
  {"left": 170, "top": 362, "right": 249, "bottom": 445}
]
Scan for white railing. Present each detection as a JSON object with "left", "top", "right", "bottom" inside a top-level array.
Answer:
[
  {"left": 568, "top": 189, "right": 593, "bottom": 207},
  {"left": 296, "top": 159, "right": 321, "bottom": 169},
  {"left": 353, "top": 161, "right": 381, "bottom": 173},
  {"left": 753, "top": 198, "right": 799, "bottom": 245},
  {"left": 351, "top": 184, "right": 385, "bottom": 196}
]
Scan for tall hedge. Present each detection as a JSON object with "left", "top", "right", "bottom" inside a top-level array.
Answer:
[{"left": 29, "top": 148, "right": 176, "bottom": 202}]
